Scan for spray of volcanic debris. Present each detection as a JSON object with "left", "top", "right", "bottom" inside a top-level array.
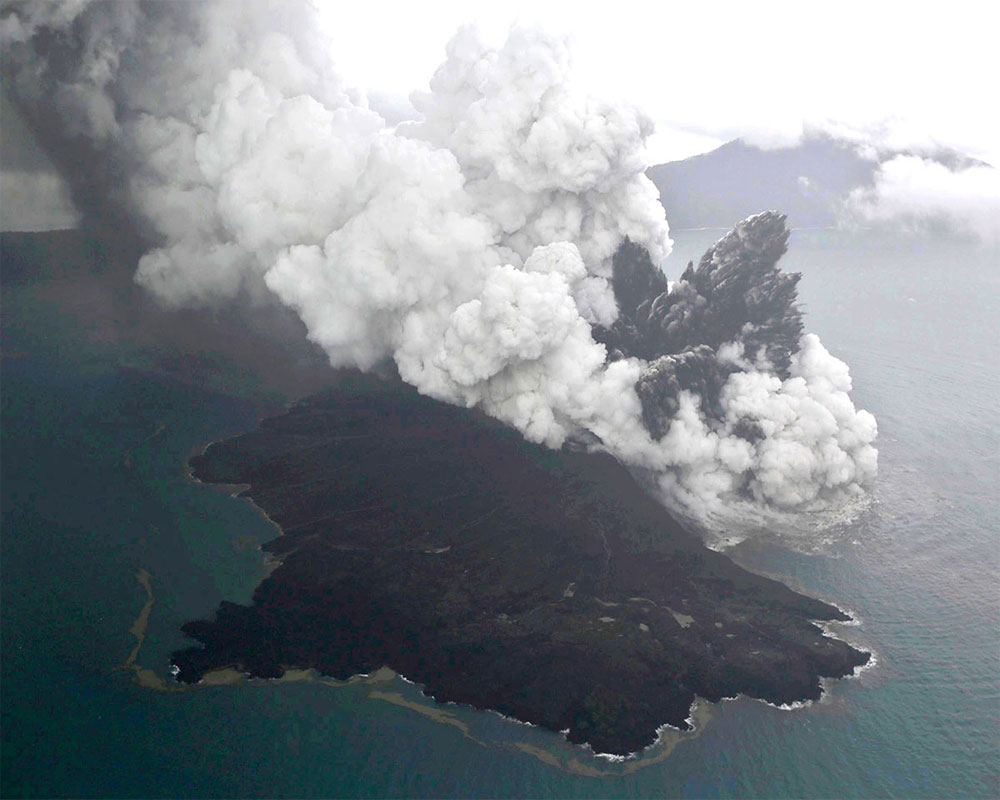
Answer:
[
  {"left": 598, "top": 213, "right": 878, "bottom": 533},
  {"left": 2, "top": 0, "right": 877, "bottom": 538}
]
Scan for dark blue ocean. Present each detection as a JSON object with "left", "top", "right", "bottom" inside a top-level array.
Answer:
[{"left": 2, "top": 229, "right": 998, "bottom": 798}]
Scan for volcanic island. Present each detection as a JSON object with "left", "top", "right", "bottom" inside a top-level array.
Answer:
[{"left": 172, "top": 214, "right": 871, "bottom": 756}]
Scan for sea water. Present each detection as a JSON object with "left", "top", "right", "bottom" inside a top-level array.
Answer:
[{"left": 2, "top": 229, "right": 997, "bottom": 798}]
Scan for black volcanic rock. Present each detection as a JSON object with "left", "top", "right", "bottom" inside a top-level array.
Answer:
[{"left": 174, "top": 373, "right": 868, "bottom": 756}]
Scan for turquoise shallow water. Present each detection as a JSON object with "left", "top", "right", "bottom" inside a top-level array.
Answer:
[{"left": 2, "top": 230, "right": 998, "bottom": 797}]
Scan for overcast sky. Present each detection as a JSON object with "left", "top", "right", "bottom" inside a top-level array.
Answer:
[
  {"left": 314, "top": 0, "right": 1000, "bottom": 166},
  {"left": 3, "top": 0, "right": 997, "bottom": 235}
]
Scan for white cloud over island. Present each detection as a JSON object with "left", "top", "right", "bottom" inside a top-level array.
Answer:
[{"left": 848, "top": 156, "right": 1000, "bottom": 246}]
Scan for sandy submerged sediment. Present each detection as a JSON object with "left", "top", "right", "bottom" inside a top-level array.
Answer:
[
  {"left": 111, "top": 569, "right": 619, "bottom": 773},
  {"left": 116, "top": 560, "right": 869, "bottom": 776}
]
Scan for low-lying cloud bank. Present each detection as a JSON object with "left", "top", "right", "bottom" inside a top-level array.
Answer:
[
  {"left": 848, "top": 155, "right": 1000, "bottom": 246},
  {"left": 1, "top": 0, "right": 878, "bottom": 536}
]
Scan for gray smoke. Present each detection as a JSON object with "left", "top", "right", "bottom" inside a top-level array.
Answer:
[{"left": 2, "top": 0, "right": 877, "bottom": 536}]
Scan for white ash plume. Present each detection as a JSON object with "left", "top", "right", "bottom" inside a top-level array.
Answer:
[{"left": 2, "top": 0, "right": 877, "bottom": 536}]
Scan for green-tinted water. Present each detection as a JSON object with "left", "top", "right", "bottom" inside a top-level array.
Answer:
[{"left": 2, "top": 230, "right": 998, "bottom": 797}]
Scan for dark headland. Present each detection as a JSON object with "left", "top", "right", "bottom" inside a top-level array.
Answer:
[{"left": 174, "top": 370, "right": 869, "bottom": 756}]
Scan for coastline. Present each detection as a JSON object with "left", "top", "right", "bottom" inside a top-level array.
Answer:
[
  {"left": 167, "top": 385, "right": 874, "bottom": 758},
  {"left": 116, "top": 549, "right": 871, "bottom": 774},
  {"left": 184, "top": 439, "right": 286, "bottom": 566},
  {"left": 114, "top": 565, "right": 700, "bottom": 775}
]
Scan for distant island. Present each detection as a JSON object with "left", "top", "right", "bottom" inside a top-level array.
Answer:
[
  {"left": 647, "top": 134, "right": 984, "bottom": 229},
  {"left": 173, "top": 370, "right": 868, "bottom": 756}
]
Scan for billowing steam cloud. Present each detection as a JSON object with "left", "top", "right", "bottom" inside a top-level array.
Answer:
[
  {"left": 2, "top": 0, "right": 877, "bottom": 534},
  {"left": 848, "top": 155, "right": 1000, "bottom": 246},
  {"left": 599, "top": 214, "right": 877, "bottom": 531}
]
